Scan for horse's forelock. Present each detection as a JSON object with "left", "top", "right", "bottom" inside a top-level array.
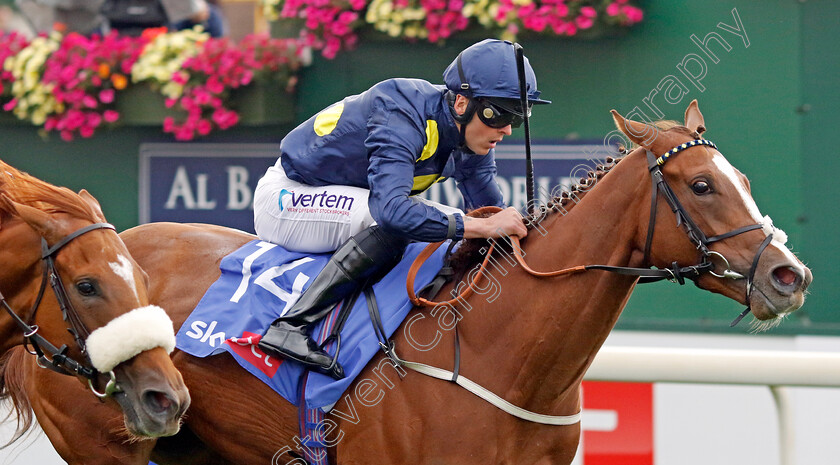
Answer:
[{"left": 0, "top": 161, "right": 99, "bottom": 223}]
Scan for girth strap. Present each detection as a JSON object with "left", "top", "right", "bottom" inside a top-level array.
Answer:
[
  {"left": 366, "top": 285, "right": 579, "bottom": 425},
  {"left": 395, "top": 354, "right": 582, "bottom": 425}
]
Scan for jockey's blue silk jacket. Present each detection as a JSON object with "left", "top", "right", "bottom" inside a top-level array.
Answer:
[{"left": 279, "top": 78, "right": 505, "bottom": 242}]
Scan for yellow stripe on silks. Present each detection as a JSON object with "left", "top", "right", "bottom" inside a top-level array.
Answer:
[
  {"left": 417, "top": 120, "right": 439, "bottom": 162},
  {"left": 412, "top": 173, "right": 442, "bottom": 193},
  {"left": 313, "top": 103, "right": 345, "bottom": 136}
]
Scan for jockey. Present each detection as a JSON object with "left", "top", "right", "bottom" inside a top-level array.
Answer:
[{"left": 254, "top": 39, "right": 550, "bottom": 379}]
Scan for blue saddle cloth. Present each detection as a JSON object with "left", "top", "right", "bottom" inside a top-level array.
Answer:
[{"left": 175, "top": 239, "right": 447, "bottom": 411}]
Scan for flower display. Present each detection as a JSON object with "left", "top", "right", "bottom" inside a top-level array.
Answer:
[
  {"left": 0, "top": 27, "right": 307, "bottom": 141},
  {"left": 263, "top": 0, "right": 643, "bottom": 58},
  {"left": 41, "top": 31, "right": 145, "bottom": 140},
  {"left": 131, "top": 27, "right": 208, "bottom": 100},
  {"left": 158, "top": 33, "right": 308, "bottom": 140},
  {"left": 3, "top": 31, "right": 62, "bottom": 127},
  {"left": 0, "top": 32, "right": 30, "bottom": 97}
]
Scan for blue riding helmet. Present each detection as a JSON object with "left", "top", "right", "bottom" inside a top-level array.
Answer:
[
  {"left": 443, "top": 39, "right": 551, "bottom": 130},
  {"left": 443, "top": 39, "right": 551, "bottom": 121}
]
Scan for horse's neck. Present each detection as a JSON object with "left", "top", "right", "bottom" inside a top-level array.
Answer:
[
  {"left": 0, "top": 219, "right": 43, "bottom": 353},
  {"left": 461, "top": 150, "right": 650, "bottom": 409}
]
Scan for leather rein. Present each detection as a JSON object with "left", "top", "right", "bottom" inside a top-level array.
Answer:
[
  {"left": 409, "top": 139, "right": 772, "bottom": 326},
  {"left": 387, "top": 140, "right": 775, "bottom": 426},
  {"left": 0, "top": 222, "right": 122, "bottom": 397}
]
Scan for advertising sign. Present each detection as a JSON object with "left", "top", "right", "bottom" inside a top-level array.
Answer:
[{"left": 139, "top": 141, "right": 616, "bottom": 233}]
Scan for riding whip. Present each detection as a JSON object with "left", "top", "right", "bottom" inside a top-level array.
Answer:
[{"left": 513, "top": 43, "right": 535, "bottom": 215}]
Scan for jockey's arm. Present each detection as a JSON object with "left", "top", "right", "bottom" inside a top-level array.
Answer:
[
  {"left": 366, "top": 111, "right": 465, "bottom": 243},
  {"left": 366, "top": 98, "right": 526, "bottom": 242}
]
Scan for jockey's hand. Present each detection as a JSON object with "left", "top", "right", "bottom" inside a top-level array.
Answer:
[{"left": 462, "top": 207, "right": 528, "bottom": 239}]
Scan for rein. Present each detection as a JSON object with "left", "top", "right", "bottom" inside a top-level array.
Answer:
[
  {"left": 409, "top": 141, "right": 770, "bottom": 315},
  {"left": 0, "top": 222, "right": 123, "bottom": 398},
  {"left": 394, "top": 139, "right": 775, "bottom": 426}
]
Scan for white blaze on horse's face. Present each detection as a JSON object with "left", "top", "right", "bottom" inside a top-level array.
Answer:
[
  {"left": 711, "top": 152, "right": 801, "bottom": 266},
  {"left": 110, "top": 254, "right": 139, "bottom": 300},
  {"left": 711, "top": 153, "right": 762, "bottom": 222}
]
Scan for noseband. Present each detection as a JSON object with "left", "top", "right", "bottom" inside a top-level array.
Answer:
[
  {"left": 643, "top": 140, "right": 774, "bottom": 326},
  {"left": 0, "top": 222, "right": 123, "bottom": 397}
]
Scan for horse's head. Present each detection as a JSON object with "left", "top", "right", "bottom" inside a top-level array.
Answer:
[
  {"left": 0, "top": 166, "right": 189, "bottom": 438},
  {"left": 611, "top": 101, "right": 811, "bottom": 329}
]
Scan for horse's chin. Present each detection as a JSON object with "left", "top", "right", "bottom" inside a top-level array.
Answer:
[{"left": 747, "top": 281, "right": 807, "bottom": 330}]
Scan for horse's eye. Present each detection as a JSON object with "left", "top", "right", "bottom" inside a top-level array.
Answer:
[
  {"left": 76, "top": 281, "right": 98, "bottom": 297},
  {"left": 692, "top": 180, "right": 712, "bottom": 195}
]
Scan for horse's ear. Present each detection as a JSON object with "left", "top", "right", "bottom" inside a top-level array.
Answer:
[
  {"left": 78, "top": 189, "right": 107, "bottom": 222},
  {"left": 610, "top": 109, "right": 659, "bottom": 150},
  {"left": 7, "top": 199, "right": 62, "bottom": 241},
  {"left": 684, "top": 99, "right": 706, "bottom": 135}
]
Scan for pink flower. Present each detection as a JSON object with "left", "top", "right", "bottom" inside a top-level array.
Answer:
[
  {"left": 163, "top": 116, "right": 176, "bottom": 132},
  {"left": 79, "top": 125, "right": 95, "bottom": 138},
  {"left": 175, "top": 126, "right": 194, "bottom": 141},
  {"left": 87, "top": 112, "right": 102, "bottom": 127},
  {"left": 172, "top": 72, "right": 189, "bottom": 85},
  {"left": 240, "top": 70, "right": 253, "bottom": 86},
  {"left": 607, "top": 3, "right": 621, "bottom": 16},
  {"left": 196, "top": 118, "right": 212, "bottom": 135},
  {"left": 206, "top": 76, "right": 225, "bottom": 94},
  {"left": 3, "top": 99, "right": 17, "bottom": 112},
  {"left": 622, "top": 5, "right": 644, "bottom": 22},
  {"left": 103, "top": 110, "right": 119, "bottom": 123},
  {"left": 575, "top": 15, "right": 594, "bottom": 29},
  {"left": 99, "top": 88, "right": 115, "bottom": 103},
  {"left": 580, "top": 6, "right": 597, "bottom": 18}
]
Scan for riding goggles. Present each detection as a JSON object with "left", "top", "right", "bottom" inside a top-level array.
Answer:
[{"left": 476, "top": 98, "right": 531, "bottom": 129}]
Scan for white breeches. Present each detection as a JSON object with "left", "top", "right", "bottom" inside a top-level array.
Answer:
[{"left": 254, "top": 163, "right": 463, "bottom": 253}]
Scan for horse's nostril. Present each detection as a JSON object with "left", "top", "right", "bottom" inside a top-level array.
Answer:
[
  {"left": 772, "top": 266, "right": 800, "bottom": 288},
  {"left": 143, "top": 390, "right": 175, "bottom": 414}
]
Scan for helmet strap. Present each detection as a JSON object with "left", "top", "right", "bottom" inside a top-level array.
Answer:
[{"left": 446, "top": 91, "right": 476, "bottom": 150}]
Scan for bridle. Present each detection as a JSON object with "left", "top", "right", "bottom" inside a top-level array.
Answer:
[
  {"left": 409, "top": 139, "right": 776, "bottom": 326},
  {"left": 0, "top": 222, "right": 123, "bottom": 397},
  {"left": 641, "top": 140, "right": 773, "bottom": 326}
]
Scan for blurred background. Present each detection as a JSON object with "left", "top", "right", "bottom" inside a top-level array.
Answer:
[{"left": 0, "top": 0, "right": 837, "bottom": 464}]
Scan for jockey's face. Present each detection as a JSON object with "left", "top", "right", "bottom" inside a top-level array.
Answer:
[{"left": 453, "top": 95, "right": 513, "bottom": 155}]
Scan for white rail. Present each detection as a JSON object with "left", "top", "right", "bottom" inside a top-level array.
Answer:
[{"left": 584, "top": 347, "right": 840, "bottom": 465}]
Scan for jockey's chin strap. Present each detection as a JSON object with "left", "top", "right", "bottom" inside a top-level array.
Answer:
[{"left": 0, "top": 222, "right": 123, "bottom": 398}]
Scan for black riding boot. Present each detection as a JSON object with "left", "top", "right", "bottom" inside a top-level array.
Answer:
[{"left": 258, "top": 226, "right": 409, "bottom": 380}]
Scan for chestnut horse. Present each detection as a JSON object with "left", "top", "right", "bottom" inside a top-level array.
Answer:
[
  {"left": 4, "top": 101, "right": 811, "bottom": 464},
  {"left": 0, "top": 161, "right": 189, "bottom": 446}
]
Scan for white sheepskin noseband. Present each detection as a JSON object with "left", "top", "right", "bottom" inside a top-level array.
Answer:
[
  {"left": 85, "top": 305, "right": 176, "bottom": 373},
  {"left": 761, "top": 215, "right": 788, "bottom": 245}
]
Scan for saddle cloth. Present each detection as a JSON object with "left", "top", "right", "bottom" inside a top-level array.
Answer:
[{"left": 175, "top": 239, "right": 447, "bottom": 411}]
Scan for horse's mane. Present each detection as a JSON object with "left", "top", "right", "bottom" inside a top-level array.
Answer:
[
  {"left": 0, "top": 159, "right": 99, "bottom": 222},
  {"left": 0, "top": 347, "right": 36, "bottom": 448},
  {"left": 450, "top": 120, "right": 690, "bottom": 276}
]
